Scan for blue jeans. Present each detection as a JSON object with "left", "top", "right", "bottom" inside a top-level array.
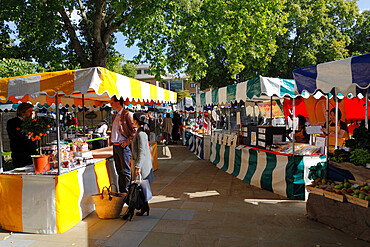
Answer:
[{"left": 113, "top": 145, "right": 132, "bottom": 193}]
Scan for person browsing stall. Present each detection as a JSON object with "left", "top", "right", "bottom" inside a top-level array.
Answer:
[
  {"left": 122, "top": 112, "right": 154, "bottom": 220},
  {"left": 7, "top": 103, "right": 38, "bottom": 168},
  {"left": 110, "top": 96, "right": 136, "bottom": 193}
]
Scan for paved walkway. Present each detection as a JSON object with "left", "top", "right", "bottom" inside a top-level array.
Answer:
[{"left": 1, "top": 145, "right": 369, "bottom": 247}]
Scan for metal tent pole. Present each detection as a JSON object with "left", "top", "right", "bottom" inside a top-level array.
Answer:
[
  {"left": 366, "top": 88, "right": 369, "bottom": 129},
  {"left": 82, "top": 94, "right": 86, "bottom": 136},
  {"left": 56, "top": 95, "right": 61, "bottom": 175},
  {"left": 0, "top": 112, "right": 3, "bottom": 173},
  {"left": 270, "top": 96, "right": 273, "bottom": 125},
  {"left": 335, "top": 95, "right": 338, "bottom": 149},
  {"left": 292, "top": 98, "right": 296, "bottom": 156},
  {"left": 326, "top": 94, "right": 330, "bottom": 163}
]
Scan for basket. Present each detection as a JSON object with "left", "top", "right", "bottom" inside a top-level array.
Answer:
[{"left": 92, "top": 185, "right": 125, "bottom": 219}]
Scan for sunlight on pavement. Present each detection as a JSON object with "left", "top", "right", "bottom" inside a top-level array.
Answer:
[
  {"left": 243, "top": 199, "right": 302, "bottom": 205},
  {"left": 184, "top": 190, "right": 220, "bottom": 198},
  {"left": 150, "top": 195, "right": 179, "bottom": 203}
]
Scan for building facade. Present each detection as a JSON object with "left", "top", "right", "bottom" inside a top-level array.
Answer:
[{"left": 135, "top": 64, "right": 201, "bottom": 95}]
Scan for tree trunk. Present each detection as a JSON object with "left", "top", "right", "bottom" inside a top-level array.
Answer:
[{"left": 92, "top": 42, "right": 107, "bottom": 68}]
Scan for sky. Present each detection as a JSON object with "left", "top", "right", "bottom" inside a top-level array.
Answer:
[{"left": 114, "top": 0, "right": 370, "bottom": 61}]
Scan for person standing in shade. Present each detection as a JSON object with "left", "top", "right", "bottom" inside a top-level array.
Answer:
[
  {"left": 162, "top": 113, "right": 172, "bottom": 145},
  {"left": 7, "top": 102, "right": 38, "bottom": 168},
  {"left": 110, "top": 96, "right": 136, "bottom": 193}
]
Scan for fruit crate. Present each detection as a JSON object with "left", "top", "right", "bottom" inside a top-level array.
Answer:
[
  {"left": 305, "top": 186, "right": 324, "bottom": 196},
  {"left": 323, "top": 190, "right": 345, "bottom": 202},
  {"left": 345, "top": 194, "right": 369, "bottom": 208}
]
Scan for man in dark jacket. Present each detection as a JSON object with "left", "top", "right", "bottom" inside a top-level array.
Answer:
[{"left": 7, "top": 103, "right": 38, "bottom": 168}]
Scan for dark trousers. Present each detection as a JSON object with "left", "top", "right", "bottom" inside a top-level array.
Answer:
[
  {"left": 12, "top": 153, "right": 33, "bottom": 168},
  {"left": 113, "top": 145, "right": 132, "bottom": 193}
]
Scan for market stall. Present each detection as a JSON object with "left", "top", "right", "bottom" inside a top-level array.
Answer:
[
  {"left": 0, "top": 67, "right": 176, "bottom": 234},
  {"left": 293, "top": 53, "right": 370, "bottom": 241},
  {"left": 195, "top": 76, "right": 325, "bottom": 199}
]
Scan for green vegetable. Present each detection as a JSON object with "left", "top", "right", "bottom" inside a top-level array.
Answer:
[{"left": 350, "top": 149, "right": 370, "bottom": 167}]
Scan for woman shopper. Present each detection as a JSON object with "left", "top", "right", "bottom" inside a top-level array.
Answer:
[{"left": 122, "top": 112, "right": 154, "bottom": 220}]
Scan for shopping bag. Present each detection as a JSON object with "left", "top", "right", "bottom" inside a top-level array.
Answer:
[
  {"left": 124, "top": 182, "right": 145, "bottom": 210},
  {"left": 92, "top": 186, "right": 125, "bottom": 219},
  {"left": 135, "top": 176, "right": 152, "bottom": 202}
]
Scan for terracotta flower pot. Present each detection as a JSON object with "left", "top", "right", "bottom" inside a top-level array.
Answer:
[{"left": 32, "top": 155, "right": 50, "bottom": 173}]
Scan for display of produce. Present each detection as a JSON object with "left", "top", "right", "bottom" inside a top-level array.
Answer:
[
  {"left": 306, "top": 179, "right": 370, "bottom": 207},
  {"left": 273, "top": 143, "right": 321, "bottom": 155}
]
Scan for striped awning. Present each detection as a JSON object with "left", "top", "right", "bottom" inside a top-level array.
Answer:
[
  {"left": 293, "top": 53, "right": 370, "bottom": 96},
  {"left": 196, "top": 76, "right": 296, "bottom": 106},
  {"left": 0, "top": 67, "right": 177, "bottom": 107}
]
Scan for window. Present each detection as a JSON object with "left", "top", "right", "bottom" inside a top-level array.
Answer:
[
  {"left": 144, "top": 69, "right": 149, "bottom": 74},
  {"left": 137, "top": 70, "right": 142, "bottom": 74},
  {"left": 190, "top": 83, "right": 196, "bottom": 88}
]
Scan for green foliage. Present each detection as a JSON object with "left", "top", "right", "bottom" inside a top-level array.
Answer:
[
  {"left": 345, "top": 126, "right": 370, "bottom": 151},
  {"left": 123, "top": 0, "right": 287, "bottom": 81},
  {"left": 0, "top": 58, "right": 46, "bottom": 78},
  {"left": 21, "top": 116, "right": 54, "bottom": 142},
  {"left": 265, "top": 0, "right": 360, "bottom": 79},
  {"left": 350, "top": 149, "right": 370, "bottom": 167},
  {"left": 330, "top": 149, "right": 351, "bottom": 163},
  {"left": 177, "top": 90, "right": 192, "bottom": 103},
  {"left": 121, "top": 63, "right": 137, "bottom": 78},
  {"left": 347, "top": 10, "right": 370, "bottom": 56},
  {"left": 197, "top": 46, "right": 236, "bottom": 89}
]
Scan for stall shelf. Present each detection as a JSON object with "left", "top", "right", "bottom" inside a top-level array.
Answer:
[{"left": 0, "top": 67, "right": 175, "bottom": 234}]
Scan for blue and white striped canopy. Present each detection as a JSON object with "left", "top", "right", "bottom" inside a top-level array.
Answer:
[
  {"left": 293, "top": 53, "right": 370, "bottom": 96},
  {"left": 177, "top": 97, "right": 194, "bottom": 111},
  {"left": 196, "top": 76, "right": 296, "bottom": 106}
]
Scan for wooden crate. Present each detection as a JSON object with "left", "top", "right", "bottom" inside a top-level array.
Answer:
[
  {"left": 348, "top": 180, "right": 367, "bottom": 186},
  {"left": 305, "top": 186, "right": 324, "bottom": 196},
  {"left": 323, "top": 190, "right": 345, "bottom": 202},
  {"left": 345, "top": 194, "right": 369, "bottom": 208}
]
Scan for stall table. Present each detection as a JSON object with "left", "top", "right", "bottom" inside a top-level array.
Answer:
[
  {"left": 210, "top": 141, "right": 325, "bottom": 200},
  {"left": 0, "top": 158, "right": 111, "bottom": 234},
  {"left": 188, "top": 130, "right": 210, "bottom": 160},
  {"left": 0, "top": 143, "right": 159, "bottom": 234}
]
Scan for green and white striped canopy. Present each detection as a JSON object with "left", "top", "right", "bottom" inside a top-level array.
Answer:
[{"left": 196, "top": 76, "right": 296, "bottom": 106}]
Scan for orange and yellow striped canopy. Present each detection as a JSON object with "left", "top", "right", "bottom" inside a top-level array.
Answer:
[{"left": 0, "top": 67, "right": 177, "bottom": 107}]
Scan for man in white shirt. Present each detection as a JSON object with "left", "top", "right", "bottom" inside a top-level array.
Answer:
[{"left": 110, "top": 96, "right": 136, "bottom": 193}]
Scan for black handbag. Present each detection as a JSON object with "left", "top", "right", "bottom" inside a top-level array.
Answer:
[{"left": 123, "top": 182, "right": 145, "bottom": 210}]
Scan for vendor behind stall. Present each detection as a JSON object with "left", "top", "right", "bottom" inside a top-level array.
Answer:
[
  {"left": 7, "top": 103, "right": 38, "bottom": 168},
  {"left": 92, "top": 120, "right": 108, "bottom": 149},
  {"left": 295, "top": 115, "right": 309, "bottom": 144},
  {"left": 321, "top": 108, "right": 349, "bottom": 147}
]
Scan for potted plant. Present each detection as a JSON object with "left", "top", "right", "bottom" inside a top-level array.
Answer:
[{"left": 21, "top": 116, "right": 54, "bottom": 173}]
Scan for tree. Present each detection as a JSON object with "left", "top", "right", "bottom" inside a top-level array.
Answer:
[
  {"left": 265, "top": 0, "right": 359, "bottom": 79},
  {"left": 121, "top": 63, "right": 137, "bottom": 78},
  {"left": 177, "top": 89, "right": 192, "bottom": 103},
  {"left": 0, "top": 58, "right": 46, "bottom": 78},
  {"left": 196, "top": 46, "right": 236, "bottom": 90},
  {"left": 1, "top": 0, "right": 287, "bottom": 81},
  {"left": 347, "top": 10, "right": 370, "bottom": 56}
]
